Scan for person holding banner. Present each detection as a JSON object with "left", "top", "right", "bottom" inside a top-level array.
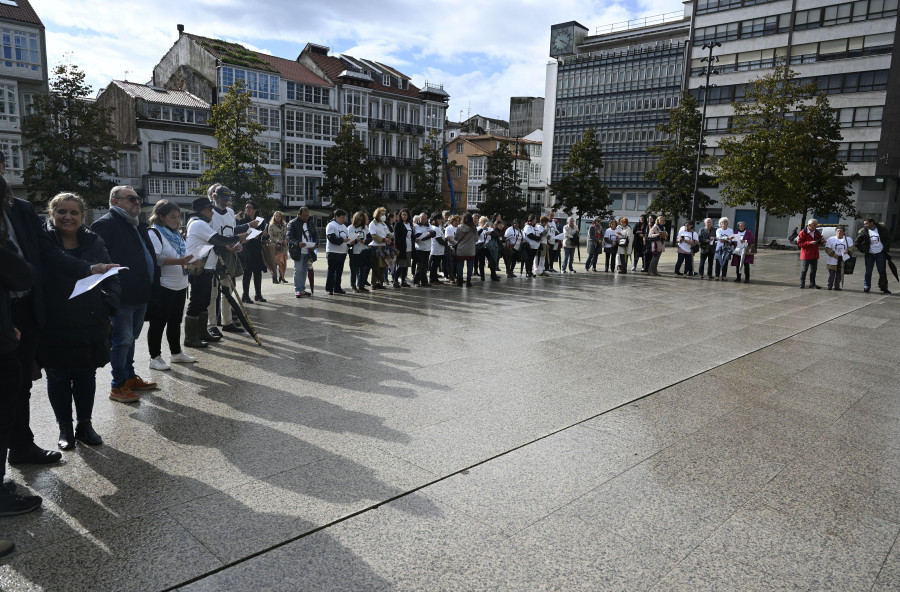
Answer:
[
  {"left": 38, "top": 193, "right": 120, "bottom": 449},
  {"left": 146, "top": 200, "right": 196, "bottom": 371}
]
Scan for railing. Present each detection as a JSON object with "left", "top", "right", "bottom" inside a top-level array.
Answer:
[
  {"left": 367, "top": 155, "right": 418, "bottom": 167},
  {"left": 594, "top": 11, "right": 685, "bottom": 35}
]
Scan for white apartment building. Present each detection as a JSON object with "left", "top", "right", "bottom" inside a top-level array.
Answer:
[
  {"left": 95, "top": 80, "right": 214, "bottom": 209},
  {"left": 687, "top": 0, "right": 899, "bottom": 238},
  {"left": 0, "top": 0, "right": 48, "bottom": 196}
]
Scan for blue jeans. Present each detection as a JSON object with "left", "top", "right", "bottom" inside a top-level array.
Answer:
[
  {"left": 864, "top": 251, "right": 887, "bottom": 291},
  {"left": 585, "top": 252, "right": 598, "bottom": 270},
  {"left": 563, "top": 247, "right": 575, "bottom": 270},
  {"left": 293, "top": 253, "right": 309, "bottom": 293},
  {"left": 110, "top": 303, "right": 147, "bottom": 388},
  {"left": 675, "top": 252, "right": 693, "bottom": 275}
]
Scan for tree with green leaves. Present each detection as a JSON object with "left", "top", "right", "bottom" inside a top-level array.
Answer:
[
  {"left": 549, "top": 127, "right": 611, "bottom": 226},
  {"left": 23, "top": 62, "right": 122, "bottom": 208},
  {"left": 715, "top": 64, "right": 854, "bottom": 242},
  {"left": 478, "top": 141, "right": 526, "bottom": 221},
  {"left": 319, "top": 114, "right": 382, "bottom": 214},
  {"left": 195, "top": 78, "right": 274, "bottom": 211},
  {"left": 645, "top": 91, "right": 713, "bottom": 226},
  {"left": 409, "top": 130, "right": 451, "bottom": 214},
  {"left": 785, "top": 91, "right": 856, "bottom": 224}
]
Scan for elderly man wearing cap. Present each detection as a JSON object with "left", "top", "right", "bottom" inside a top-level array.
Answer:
[
  {"left": 207, "top": 185, "right": 256, "bottom": 337},
  {"left": 91, "top": 186, "right": 158, "bottom": 403},
  {"left": 183, "top": 197, "right": 243, "bottom": 348}
]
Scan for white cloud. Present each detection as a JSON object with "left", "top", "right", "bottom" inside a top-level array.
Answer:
[{"left": 39, "top": 0, "right": 684, "bottom": 116}]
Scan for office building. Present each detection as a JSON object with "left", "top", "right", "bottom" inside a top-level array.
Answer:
[{"left": 509, "top": 96, "right": 544, "bottom": 137}]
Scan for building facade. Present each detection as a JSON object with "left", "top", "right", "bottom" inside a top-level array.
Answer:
[
  {"left": 459, "top": 114, "right": 509, "bottom": 137},
  {"left": 442, "top": 134, "right": 545, "bottom": 212},
  {"left": 0, "top": 0, "right": 48, "bottom": 196},
  {"left": 543, "top": 12, "right": 692, "bottom": 223},
  {"left": 299, "top": 43, "right": 449, "bottom": 208},
  {"left": 509, "top": 96, "right": 545, "bottom": 137},
  {"left": 687, "top": 0, "right": 900, "bottom": 239},
  {"left": 152, "top": 30, "right": 337, "bottom": 208},
  {"left": 95, "top": 80, "right": 214, "bottom": 209}
]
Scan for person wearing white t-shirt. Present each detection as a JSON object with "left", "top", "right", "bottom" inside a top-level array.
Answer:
[
  {"left": 825, "top": 226, "right": 855, "bottom": 290},
  {"left": 522, "top": 214, "right": 540, "bottom": 278},
  {"left": 674, "top": 222, "right": 698, "bottom": 277},
  {"left": 287, "top": 207, "right": 317, "bottom": 298},
  {"left": 714, "top": 217, "right": 736, "bottom": 280},
  {"left": 367, "top": 207, "right": 392, "bottom": 290},
  {"left": 413, "top": 213, "right": 435, "bottom": 287},
  {"left": 444, "top": 215, "right": 459, "bottom": 282},
  {"left": 504, "top": 219, "right": 523, "bottom": 277},
  {"left": 429, "top": 214, "right": 446, "bottom": 284},
  {"left": 325, "top": 209, "right": 353, "bottom": 295},
  {"left": 347, "top": 211, "right": 370, "bottom": 293},
  {"left": 183, "top": 198, "right": 241, "bottom": 348},
  {"left": 207, "top": 185, "right": 256, "bottom": 335},
  {"left": 858, "top": 218, "right": 892, "bottom": 294}
]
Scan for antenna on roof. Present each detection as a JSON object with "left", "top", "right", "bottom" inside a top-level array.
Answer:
[{"left": 124, "top": 70, "right": 131, "bottom": 82}]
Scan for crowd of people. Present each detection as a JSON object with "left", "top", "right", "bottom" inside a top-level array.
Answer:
[{"left": 0, "top": 171, "right": 895, "bottom": 557}]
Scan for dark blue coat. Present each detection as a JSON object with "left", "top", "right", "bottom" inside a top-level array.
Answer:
[{"left": 90, "top": 210, "right": 156, "bottom": 306}]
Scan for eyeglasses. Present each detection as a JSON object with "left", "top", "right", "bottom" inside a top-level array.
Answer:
[{"left": 121, "top": 195, "right": 142, "bottom": 204}]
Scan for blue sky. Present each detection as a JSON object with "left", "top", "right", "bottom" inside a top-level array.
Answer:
[{"left": 39, "top": 0, "right": 685, "bottom": 123}]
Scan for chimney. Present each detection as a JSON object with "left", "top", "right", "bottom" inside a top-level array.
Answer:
[{"left": 177, "top": 24, "right": 185, "bottom": 35}]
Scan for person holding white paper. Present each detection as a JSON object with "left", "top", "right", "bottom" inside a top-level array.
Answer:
[
  {"left": 825, "top": 225, "right": 855, "bottom": 290},
  {"left": 38, "top": 193, "right": 120, "bottom": 450},
  {"left": 146, "top": 200, "right": 195, "bottom": 371},
  {"left": 237, "top": 201, "right": 268, "bottom": 304}
]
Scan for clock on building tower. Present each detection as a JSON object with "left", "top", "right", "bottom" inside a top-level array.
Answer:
[{"left": 549, "top": 22, "right": 587, "bottom": 57}]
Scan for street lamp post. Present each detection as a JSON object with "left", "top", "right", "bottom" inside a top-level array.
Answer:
[{"left": 690, "top": 41, "right": 720, "bottom": 225}]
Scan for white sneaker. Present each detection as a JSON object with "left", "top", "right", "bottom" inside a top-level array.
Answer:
[
  {"left": 170, "top": 352, "right": 197, "bottom": 364},
  {"left": 149, "top": 356, "right": 171, "bottom": 371}
]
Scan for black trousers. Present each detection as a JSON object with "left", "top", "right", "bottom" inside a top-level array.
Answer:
[
  {"left": 187, "top": 271, "right": 214, "bottom": 317},
  {"left": 522, "top": 246, "right": 535, "bottom": 276},
  {"left": 475, "top": 246, "right": 487, "bottom": 278},
  {"left": 148, "top": 286, "right": 187, "bottom": 357},
  {"left": 3, "top": 296, "right": 39, "bottom": 464},
  {"left": 242, "top": 269, "right": 262, "bottom": 297},
  {"left": 414, "top": 250, "right": 430, "bottom": 285},
  {"left": 429, "top": 254, "right": 443, "bottom": 282},
  {"left": 0, "top": 349, "right": 22, "bottom": 478}
]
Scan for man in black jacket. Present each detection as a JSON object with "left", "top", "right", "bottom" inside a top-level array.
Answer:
[{"left": 91, "top": 186, "right": 158, "bottom": 403}]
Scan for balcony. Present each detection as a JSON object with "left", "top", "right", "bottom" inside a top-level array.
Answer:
[
  {"left": 367, "top": 155, "right": 418, "bottom": 168},
  {"left": 368, "top": 118, "right": 425, "bottom": 135}
]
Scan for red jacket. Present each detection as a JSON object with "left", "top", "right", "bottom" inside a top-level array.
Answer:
[{"left": 797, "top": 227, "right": 823, "bottom": 260}]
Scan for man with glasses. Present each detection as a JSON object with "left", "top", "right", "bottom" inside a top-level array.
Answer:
[{"left": 91, "top": 186, "right": 158, "bottom": 403}]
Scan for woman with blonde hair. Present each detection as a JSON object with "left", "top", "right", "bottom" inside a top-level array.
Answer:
[
  {"left": 38, "top": 193, "right": 120, "bottom": 449},
  {"left": 368, "top": 207, "right": 392, "bottom": 290},
  {"left": 615, "top": 217, "right": 633, "bottom": 274},
  {"left": 268, "top": 211, "right": 288, "bottom": 284},
  {"left": 647, "top": 215, "right": 668, "bottom": 276}
]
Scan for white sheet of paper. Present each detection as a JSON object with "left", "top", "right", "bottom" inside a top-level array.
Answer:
[
  {"left": 255, "top": 216, "right": 265, "bottom": 225},
  {"left": 842, "top": 253, "right": 850, "bottom": 261},
  {"left": 188, "top": 243, "right": 214, "bottom": 262},
  {"left": 246, "top": 227, "right": 263, "bottom": 240},
  {"left": 554, "top": 232, "right": 566, "bottom": 241},
  {"left": 69, "top": 267, "right": 127, "bottom": 300}
]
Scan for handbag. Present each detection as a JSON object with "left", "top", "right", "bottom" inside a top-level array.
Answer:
[{"left": 843, "top": 255, "right": 857, "bottom": 274}]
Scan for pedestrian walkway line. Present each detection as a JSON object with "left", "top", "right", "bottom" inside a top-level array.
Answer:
[{"left": 163, "top": 296, "right": 890, "bottom": 591}]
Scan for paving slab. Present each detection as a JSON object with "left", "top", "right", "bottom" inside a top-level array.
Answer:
[{"left": 2, "top": 250, "right": 899, "bottom": 591}]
